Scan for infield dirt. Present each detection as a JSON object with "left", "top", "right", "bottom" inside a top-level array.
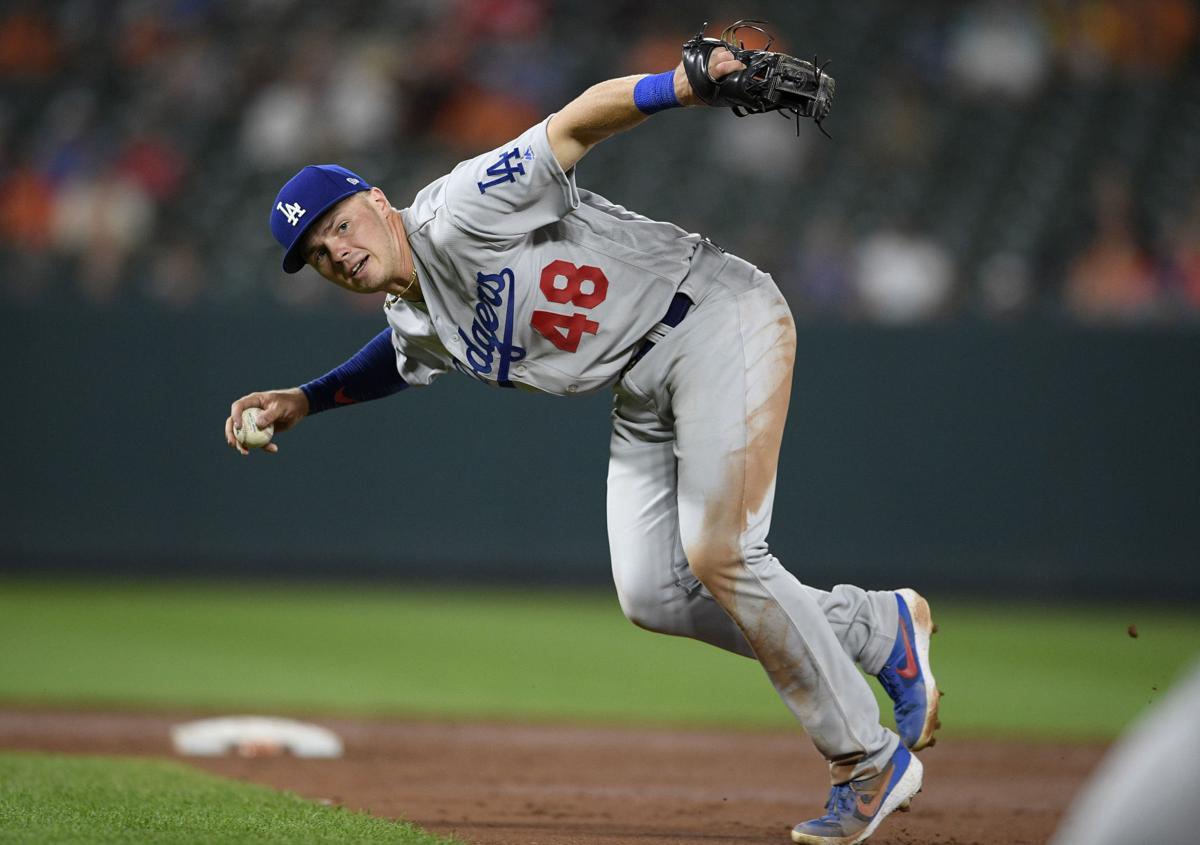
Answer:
[{"left": 0, "top": 709, "right": 1104, "bottom": 845}]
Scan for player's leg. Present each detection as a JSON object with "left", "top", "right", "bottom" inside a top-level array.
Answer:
[
  {"left": 626, "top": 264, "right": 893, "bottom": 779},
  {"left": 624, "top": 255, "right": 921, "bottom": 842},
  {"left": 607, "top": 403, "right": 755, "bottom": 657},
  {"left": 611, "top": 280, "right": 938, "bottom": 761},
  {"left": 609, "top": 398, "right": 902, "bottom": 670}
]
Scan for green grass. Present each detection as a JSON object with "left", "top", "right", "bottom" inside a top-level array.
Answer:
[
  {"left": 1, "top": 581, "right": 1198, "bottom": 740},
  {"left": 0, "top": 750, "right": 461, "bottom": 844}
]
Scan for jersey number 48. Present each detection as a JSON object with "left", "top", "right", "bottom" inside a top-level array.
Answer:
[{"left": 530, "top": 259, "right": 609, "bottom": 353}]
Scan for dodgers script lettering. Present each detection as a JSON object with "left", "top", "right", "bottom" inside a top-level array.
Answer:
[{"left": 454, "top": 268, "right": 525, "bottom": 387}]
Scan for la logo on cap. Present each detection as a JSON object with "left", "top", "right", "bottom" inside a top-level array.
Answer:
[{"left": 277, "top": 201, "right": 306, "bottom": 227}]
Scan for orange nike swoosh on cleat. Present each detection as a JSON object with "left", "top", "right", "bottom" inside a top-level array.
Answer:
[
  {"left": 896, "top": 620, "right": 919, "bottom": 680},
  {"left": 854, "top": 763, "right": 892, "bottom": 817},
  {"left": 334, "top": 387, "right": 356, "bottom": 405}
]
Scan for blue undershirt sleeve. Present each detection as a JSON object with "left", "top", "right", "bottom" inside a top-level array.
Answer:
[{"left": 299, "top": 328, "right": 408, "bottom": 415}]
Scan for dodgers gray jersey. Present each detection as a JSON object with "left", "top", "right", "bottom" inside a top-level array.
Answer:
[{"left": 386, "top": 117, "right": 703, "bottom": 396}]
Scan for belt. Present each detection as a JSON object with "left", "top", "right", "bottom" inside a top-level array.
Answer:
[{"left": 624, "top": 291, "right": 693, "bottom": 374}]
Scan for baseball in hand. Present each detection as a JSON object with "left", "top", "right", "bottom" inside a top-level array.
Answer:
[{"left": 235, "top": 408, "right": 274, "bottom": 449}]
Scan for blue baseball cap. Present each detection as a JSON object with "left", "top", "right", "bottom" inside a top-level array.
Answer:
[{"left": 270, "top": 164, "right": 372, "bottom": 273}]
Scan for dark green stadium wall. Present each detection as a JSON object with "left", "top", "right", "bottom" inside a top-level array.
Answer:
[{"left": 3, "top": 306, "right": 1197, "bottom": 598}]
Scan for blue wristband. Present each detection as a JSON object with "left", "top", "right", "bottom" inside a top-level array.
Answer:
[
  {"left": 300, "top": 328, "right": 408, "bottom": 415},
  {"left": 634, "top": 71, "right": 681, "bottom": 115}
]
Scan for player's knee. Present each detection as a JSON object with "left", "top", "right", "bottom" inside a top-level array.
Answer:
[
  {"left": 616, "top": 592, "right": 676, "bottom": 633},
  {"left": 685, "top": 534, "right": 775, "bottom": 593},
  {"left": 685, "top": 548, "right": 742, "bottom": 594}
]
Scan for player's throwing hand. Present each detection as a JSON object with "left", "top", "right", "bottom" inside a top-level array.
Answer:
[{"left": 224, "top": 388, "right": 309, "bottom": 456}]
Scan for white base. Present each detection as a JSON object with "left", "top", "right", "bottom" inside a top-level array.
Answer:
[{"left": 171, "top": 716, "right": 343, "bottom": 758}]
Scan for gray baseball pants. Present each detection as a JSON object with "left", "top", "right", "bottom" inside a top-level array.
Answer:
[{"left": 607, "top": 242, "right": 901, "bottom": 784}]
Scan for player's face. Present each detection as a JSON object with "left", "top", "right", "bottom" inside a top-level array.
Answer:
[{"left": 303, "top": 189, "right": 405, "bottom": 294}]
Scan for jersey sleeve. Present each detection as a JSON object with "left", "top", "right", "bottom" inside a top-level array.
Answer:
[{"left": 443, "top": 116, "right": 580, "bottom": 240}]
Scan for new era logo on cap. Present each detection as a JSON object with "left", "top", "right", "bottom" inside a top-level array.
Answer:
[{"left": 270, "top": 165, "right": 372, "bottom": 273}]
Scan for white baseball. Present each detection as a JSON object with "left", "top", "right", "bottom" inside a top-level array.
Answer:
[{"left": 236, "top": 407, "right": 274, "bottom": 449}]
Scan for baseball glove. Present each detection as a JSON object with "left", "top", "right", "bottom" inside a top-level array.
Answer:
[{"left": 681, "top": 20, "right": 835, "bottom": 136}]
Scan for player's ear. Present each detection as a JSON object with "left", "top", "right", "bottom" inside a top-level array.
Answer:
[{"left": 365, "top": 186, "right": 391, "bottom": 215}]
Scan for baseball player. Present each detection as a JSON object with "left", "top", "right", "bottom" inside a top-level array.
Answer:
[
  {"left": 225, "top": 24, "right": 940, "bottom": 845},
  {"left": 1049, "top": 658, "right": 1200, "bottom": 845}
]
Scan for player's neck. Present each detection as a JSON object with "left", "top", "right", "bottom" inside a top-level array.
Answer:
[
  {"left": 386, "top": 208, "right": 424, "bottom": 302},
  {"left": 388, "top": 266, "right": 422, "bottom": 301}
]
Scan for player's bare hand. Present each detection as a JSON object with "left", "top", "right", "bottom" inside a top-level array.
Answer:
[
  {"left": 673, "top": 47, "right": 746, "bottom": 106},
  {"left": 224, "top": 388, "right": 309, "bottom": 456}
]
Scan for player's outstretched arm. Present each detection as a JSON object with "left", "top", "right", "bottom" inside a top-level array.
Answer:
[
  {"left": 225, "top": 388, "right": 308, "bottom": 456},
  {"left": 546, "top": 47, "right": 745, "bottom": 172},
  {"left": 223, "top": 329, "right": 408, "bottom": 456}
]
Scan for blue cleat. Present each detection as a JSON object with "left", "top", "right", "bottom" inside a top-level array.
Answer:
[
  {"left": 876, "top": 588, "right": 941, "bottom": 751},
  {"left": 791, "top": 743, "right": 923, "bottom": 845}
]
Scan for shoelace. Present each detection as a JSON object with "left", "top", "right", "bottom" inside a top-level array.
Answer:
[{"left": 819, "top": 784, "right": 856, "bottom": 820}]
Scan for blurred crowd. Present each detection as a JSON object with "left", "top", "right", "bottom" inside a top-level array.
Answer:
[{"left": 0, "top": 0, "right": 1198, "bottom": 324}]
